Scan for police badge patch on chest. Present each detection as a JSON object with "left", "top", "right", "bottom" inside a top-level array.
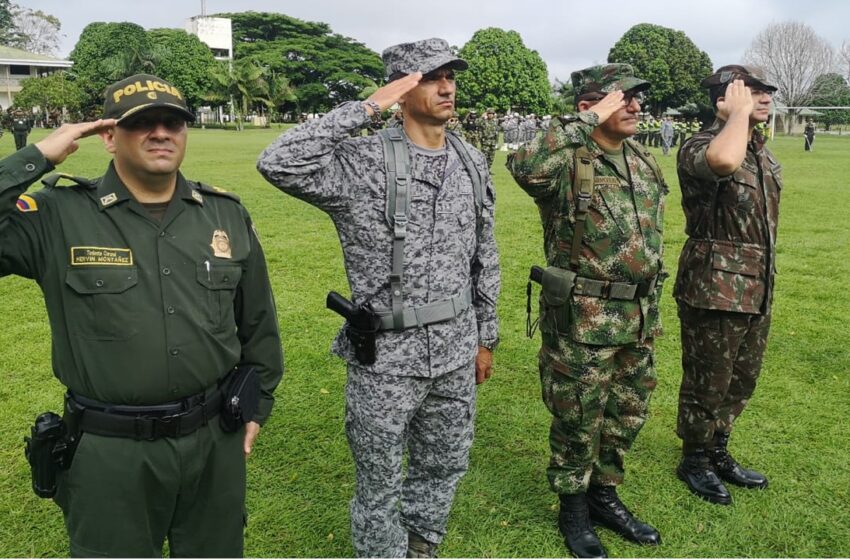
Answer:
[{"left": 210, "top": 230, "right": 232, "bottom": 258}]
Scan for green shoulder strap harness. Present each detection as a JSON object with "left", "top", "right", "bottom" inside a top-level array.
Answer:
[
  {"left": 569, "top": 142, "right": 665, "bottom": 270},
  {"left": 378, "top": 127, "right": 485, "bottom": 331},
  {"left": 41, "top": 173, "right": 95, "bottom": 189}
]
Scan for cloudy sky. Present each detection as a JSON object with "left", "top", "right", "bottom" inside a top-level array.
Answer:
[{"left": 26, "top": 0, "right": 850, "bottom": 82}]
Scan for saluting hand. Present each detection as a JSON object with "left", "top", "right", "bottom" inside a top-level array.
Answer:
[
  {"left": 364, "top": 72, "right": 423, "bottom": 115},
  {"left": 716, "top": 79, "right": 754, "bottom": 122},
  {"left": 588, "top": 90, "right": 626, "bottom": 125},
  {"left": 34, "top": 119, "right": 117, "bottom": 165}
]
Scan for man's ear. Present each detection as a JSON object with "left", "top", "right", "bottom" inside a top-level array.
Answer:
[
  {"left": 99, "top": 127, "right": 117, "bottom": 154},
  {"left": 577, "top": 100, "right": 592, "bottom": 113}
]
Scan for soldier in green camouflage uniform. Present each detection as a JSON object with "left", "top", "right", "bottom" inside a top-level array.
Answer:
[
  {"left": 462, "top": 110, "right": 482, "bottom": 150},
  {"left": 508, "top": 64, "right": 666, "bottom": 558},
  {"left": 445, "top": 112, "right": 464, "bottom": 138},
  {"left": 480, "top": 109, "right": 500, "bottom": 167},
  {"left": 674, "top": 65, "right": 780, "bottom": 505}
]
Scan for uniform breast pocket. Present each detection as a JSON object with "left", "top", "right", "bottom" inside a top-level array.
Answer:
[
  {"left": 64, "top": 267, "right": 139, "bottom": 340},
  {"left": 196, "top": 263, "right": 243, "bottom": 333},
  {"left": 583, "top": 185, "right": 630, "bottom": 253}
]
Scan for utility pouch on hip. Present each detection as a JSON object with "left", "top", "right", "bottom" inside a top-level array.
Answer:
[
  {"left": 540, "top": 266, "right": 577, "bottom": 335},
  {"left": 24, "top": 410, "right": 80, "bottom": 498},
  {"left": 220, "top": 366, "right": 260, "bottom": 433}
]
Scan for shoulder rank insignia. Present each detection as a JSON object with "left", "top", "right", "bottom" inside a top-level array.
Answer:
[{"left": 16, "top": 194, "right": 38, "bottom": 212}]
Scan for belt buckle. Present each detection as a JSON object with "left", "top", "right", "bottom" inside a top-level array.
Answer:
[
  {"left": 152, "top": 413, "right": 183, "bottom": 439},
  {"left": 600, "top": 280, "right": 611, "bottom": 298}
]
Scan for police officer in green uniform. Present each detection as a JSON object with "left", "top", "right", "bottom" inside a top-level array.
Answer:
[
  {"left": 11, "top": 109, "right": 32, "bottom": 150},
  {"left": 0, "top": 74, "right": 283, "bottom": 557}
]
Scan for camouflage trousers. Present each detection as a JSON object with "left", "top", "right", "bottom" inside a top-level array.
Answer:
[
  {"left": 539, "top": 337, "right": 657, "bottom": 494},
  {"left": 676, "top": 302, "right": 771, "bottom": 451},
  {"left": 481, "top": 142, "right": 496, "bottom": 167},
  {"left": 345, "top": 361, "right": 476, "bottom": 557}
]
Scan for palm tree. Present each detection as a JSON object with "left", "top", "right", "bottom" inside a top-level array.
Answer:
[{"left": 205, "top": 59, "right": 271, "bottom": 131}]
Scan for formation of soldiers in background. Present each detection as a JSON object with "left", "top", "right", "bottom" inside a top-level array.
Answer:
[{"left": 345, "top": 105, "right": 707, "bottom": 168}]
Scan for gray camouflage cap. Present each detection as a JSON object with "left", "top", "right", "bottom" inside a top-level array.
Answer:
[
  {"left": 571, "top": 63, "right": 650, "bottom": 97},
  {"left": 701, "top": 64, "right": 777, "bottom": 92},
  {"left": 382, "top": 38, "right": 468, "bottom": 80}
]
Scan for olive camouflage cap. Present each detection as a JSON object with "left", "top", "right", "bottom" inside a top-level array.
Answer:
[
  {"left": 700, "top": 64, "right": 777, "bottom": 92},
  {"left": 103, "top": 73, "right": 195, "bottom": 123},
  {"left": 571, "top": 63, "right": 650, "bottom": 97},
  {"left": 382, "top": 38, "right": 468, "bottom": 81}
]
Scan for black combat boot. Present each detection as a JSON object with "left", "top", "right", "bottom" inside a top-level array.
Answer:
[
  {"left": 676, "top": 449, "right": 732, "bottom": 505},
  {"left": 586, "top": 485, "right": 661, "bottom": 545},
  {"left": 711, "top": 432, "right": 769, "bottom": 489},
  {"left": 558, "top": 493, "right": 608, "bottom": 558},
  {"left": 406, "top": 531, "right": 437, "bottom": 558}
]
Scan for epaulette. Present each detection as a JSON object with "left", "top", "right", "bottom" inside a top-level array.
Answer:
[
  {"left": 41, "top": 172, "right": 96, "bottom": 189},
  {"left": 194, "top": 182, "right": 241, "bottom": 203},
  {"left": 558, "top": 114, "right": 580, "bottom": 125}
]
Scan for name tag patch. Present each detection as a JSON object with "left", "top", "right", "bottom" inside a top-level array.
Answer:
[
  {"left": 71, "top": 247, "right": 133, "bottom": 266},
  {"left": 594, "top": 176, "right": 621, "bottom": 186}
]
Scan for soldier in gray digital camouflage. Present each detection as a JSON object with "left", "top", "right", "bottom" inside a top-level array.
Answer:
[
  {"left": 257, "top": 37, "right": 500, "bottom": 558},
  {"left": 508, "top": 63, "right": 666, "bottom": 558},
  {"left": 674, "top": 65, "right": 780, "bottom": 505}
]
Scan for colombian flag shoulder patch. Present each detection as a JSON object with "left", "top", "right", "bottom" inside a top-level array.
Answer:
[{"left": 16, "top": 194, "right": 38, "bottom": 213}]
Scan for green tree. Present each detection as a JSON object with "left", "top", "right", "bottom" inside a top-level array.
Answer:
[
  {"left": 457, "top": 28, "right": 551, "bottom": 114},
  {"left": 70, "top": 22, "right": 152, "bottom": 112},
  {"left": 216, "top": 11, "right": 383, "bottom": 113},
  {"left": 206, "top": 58, "right": 270, "bottom": 130},
  {"left": 147, "top": 28, "right": 218, "bottom": 110},
  {"left": 608, "top": 23, "right": 713, "bottom": 114},
  {"left": 13, "top": 71, "right": 84, "bottom": 118},
  {"left": 0, "top": 0, "right": 14, "bottom": 44},
  {"left": 551, "top": 79, "right": 576, "bottom": 115},
  {"left": 809, "top": 72, "right": 850, "bottom": 130}
]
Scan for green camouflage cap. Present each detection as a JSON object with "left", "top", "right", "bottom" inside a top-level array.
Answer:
[
  {"left": 700, "top": 64, "right": 777, "bottom": 92},
  {"left": 571, "top": 63, "right": 650, "bottom": 97},
  {"left": 382, "top": 38, "right": 468, "bottom": 80},
  {"left": 103, "top": 73, "right": 195, "bottom": 123}
]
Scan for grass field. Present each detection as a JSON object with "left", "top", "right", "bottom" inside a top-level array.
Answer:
[{"left": 0, "top": 127, "right": 848, "bottom": 557}]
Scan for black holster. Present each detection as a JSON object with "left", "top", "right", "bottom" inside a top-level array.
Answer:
[
  {"left": 327, "top": 291, "right": 381, "bottom": 365},
  {"left": 24, "top": 406, "right": 81, "bottom": 499},
  {"left": 219, "top": 365, "right": 261, "bottom": 433}
]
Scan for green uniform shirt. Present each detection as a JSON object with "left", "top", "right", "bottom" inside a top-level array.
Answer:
[
  {"left": 508, "top": 112, "right": 667, "bottom": 345},
  {"left": 0, "top": 146, "right": 283, "bottom": 422}
]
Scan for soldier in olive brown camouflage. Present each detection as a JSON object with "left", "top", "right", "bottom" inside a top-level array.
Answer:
[
  {"left": 674, "top": 65, "right": 780, "bottom": 504},
  {"left": 509, "top": 63, "right": 665, "bottom": 557}
]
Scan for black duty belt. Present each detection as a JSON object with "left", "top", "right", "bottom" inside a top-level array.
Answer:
[
  {"left": 573, "top": 275, "right": 659, "bottom": 300},
  {"left": 66, "top": 385, "right": 223, "bottom": 441}
]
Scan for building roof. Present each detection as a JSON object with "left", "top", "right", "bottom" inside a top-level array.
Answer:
[{"left": 0, "top": 45, "right": 72, "bottom": 67}]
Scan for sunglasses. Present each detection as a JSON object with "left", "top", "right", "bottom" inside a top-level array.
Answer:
[
  {"left": 119, "top": 113, "right": 187, "bottom": 132},
  {"left": 584, "top": 90, "right": 647, "bottom": 105}
]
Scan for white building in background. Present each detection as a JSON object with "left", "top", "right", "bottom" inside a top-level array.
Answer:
[
  {"left": 0, "top": 46, "right": 72, "bottom": 109},
  {"left": 185, "top": 15, "right": 233, "bottom": 124},
  {"left": 184, "top": 16, "right": 233, "bottom": 61}
]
